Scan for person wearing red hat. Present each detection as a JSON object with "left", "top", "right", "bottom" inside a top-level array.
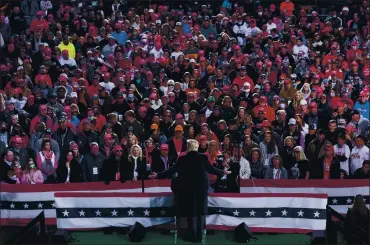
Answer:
[
  {"left": 100, "top": 145, "right": 129, "bottom": 184},
  {"left": 279, "top": 78, "right": 297, "bottom": 101},
  {"left": 29, "top": 104, "right": 53, "bottom": 134},
  {"left": 151, "top": 143, "right": 173, "bottom": 173},
  {"left": 59, "top": 49, "right": 77, "bottom": 67},
  {"left": 354, "top": 91, "right": 370, "bottom": 120},
  {"left": 253, "top": 96, "right": 275, "bottom": 122},
  {"left": 232, "top": 66, "right": 254, "bottom": 89},
  {"left": 99, "top": 72, "right": 115, "bottom": 93},
  {"left": 322, "top": 45, "right": 339, "bottom": 66},
  {"left": 30, "top": 11, "right": 48, "bottom": 33},
  {"left": 346, "top": 41, "right": 362, "bottom": 62}
]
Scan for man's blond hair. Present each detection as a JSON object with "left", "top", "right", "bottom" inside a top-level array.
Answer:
[{"left": 187, "top": 139, "right": 199, "bottom": 152}]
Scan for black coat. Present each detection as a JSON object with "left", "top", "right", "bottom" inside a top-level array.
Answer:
[
  {"left": 167, "top": 137, "right": 187, "bottom": 162},
  {"left": 56, "top": 160, "right": 84, "bottom": 183},
  {"left": 157, "top": 151, "right": 224, "bottom": 217},
  {"left": 53, "top": 128, "right": 77, "bottom": 157},
  {"left": 311, "top": 157, "right": 341, "bottom": 179},
  {"left": 121, "top": 156, "right": 148, "bottom": 181},
  {"left": 0, "top": 160, "right": 15, "bottom": 184},
  {"left": 213, "top": 160, "right": 239, "bottom": 193},
  {"left": 151, "top": 149, "right": 174, "bottom": 174},
  {"left": 100, "top": 156, "right": 130, "bottom": 184}
]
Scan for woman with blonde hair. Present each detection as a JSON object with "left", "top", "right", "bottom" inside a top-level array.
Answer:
[
  {"left": 291, "top": 146, "right": 310, "bottom": 179},
  {"left": 124, "top": 144, "right": 147, "bottom": 181},
  {"left": 205, "top": 140, "right": 221, "bottom": 165},
  {"left": 300, "top": 83, "right": 311, "bottom": 100},
  {"left": 289, "top": 91, "right": 304, "bottom": 112}
]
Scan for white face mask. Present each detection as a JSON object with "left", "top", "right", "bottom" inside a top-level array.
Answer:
[
  {"left": 330, "top": 92, "right": 335, "bottom": 97},
  {"left": 150, "top": 100, "right": 156, "bottom": 105},
  {"left": 238, "top": 21, "right": 242, "bottom": 24},
  {"left": 244, "top": 88, "right": 250, "bottom": 93},
  {"left": 258, "top": 12, "right": 262, "bottom": 15},
  {"left": 10, "top": 175, "right": 17, "bottom": 180},
  {"left": 352, "top": 46, "right": 357, "bottom": 50},
  {"left": 279, "top": 103, "right": 286, "bottom": 109},
  {"left": 168, "top": 86, "right": 174, "bottom": 92}
]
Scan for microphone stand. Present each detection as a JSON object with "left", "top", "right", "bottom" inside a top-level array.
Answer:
[
  {"left": 142, "top": 176, "right": 145, "bottom": 193},
  {"left": 237, "top": 160, "right": 241, "bottom": 193}
]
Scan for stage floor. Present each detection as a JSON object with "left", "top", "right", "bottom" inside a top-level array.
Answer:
[{"left": 70, "top": 230, "right": 311, "bottom": 244}]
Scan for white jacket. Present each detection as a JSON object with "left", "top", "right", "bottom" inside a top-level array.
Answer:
[
  {"left": 233, "top": 23, "right": 249, "bottom": 46},
  {"left": 239, "top": 157, "right": 251, "bottom": 179}
]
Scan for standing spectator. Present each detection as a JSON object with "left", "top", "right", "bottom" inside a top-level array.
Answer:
[
  {"left": 81, "top": 142, "right": 106, "bottom": 182},
  {"left": 350, "top": 135, "right": 370, "bottom": 175},
  {"left": 36, "top": 138, "right": 58, "bottom": 183},
  {"left": 312, "top": 144, "right": 341, "bottom": 179},
  {"left": 291, "top": 146, "right": 310, "bottom": 179},
  {"left": 20, "top": 158, "right": 44, "bottom": 184},
  {"left": 259, "top": 131, "right": 279, "bottom": 168},
  {"left": 264, "top": 155, "right": 288, "bottom": 179},
  {"left": 334, "top": 134, "right": 351, "bottom": 175},
  {"left": 100, "top": 145, "right": 128, "bottom": 183}
]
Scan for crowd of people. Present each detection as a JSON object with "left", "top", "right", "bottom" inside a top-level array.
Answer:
[{"left": 0, "top": 0, "right": 370, "bottom": 188}]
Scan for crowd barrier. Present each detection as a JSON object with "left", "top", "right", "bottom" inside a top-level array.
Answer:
[{"left": 1, "top": 180, "right": 369, "bottom": 227}]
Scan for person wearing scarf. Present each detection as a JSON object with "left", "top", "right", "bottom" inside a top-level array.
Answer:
[
  {"left": 36, "top": 138, "right": 57, "bottom": 183},
  {"left": 264, "top": 154, "right": 288, "bottom": 179},
  {"left": 144, "top": 138, "right": 155, "bottom": 166},
  {"left": 123, "top": 144, "right": 147, "bottom": 181}
]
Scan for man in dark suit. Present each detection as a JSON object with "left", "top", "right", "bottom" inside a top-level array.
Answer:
[{"left": 150, "top": 139, "right": 230, "bottom": 243}]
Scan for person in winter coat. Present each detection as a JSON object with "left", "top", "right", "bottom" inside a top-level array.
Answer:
[
  {"left": 81, "top": 142, "right": 106, "bottom": 182},
  {"left": 311, "top": 144, "right": 341, "bottom": 179},
  {"left": 20, "top": 158, "right": 44, "bottom": 184},
  {"left": 259, "top": 131, "right": 279, "bottom": 168},
  {"left": 100, "top": 145, "right": 130, "bottom": 184},
  {"left": 36, "top": 138, "right": 58, "bottom": 183},
  {"left": 279, "top": 78, "right": 297, "bottom": 101},
  {"left": 264, "top": 154, "right": 288, "bottom": 179},
  {"left": 123, "top": 144, "right": 148, "bottom": 181},
  {"left": 21, "top": 0, "right": 40, "bottom": 25},
  {"left": 56, "top": 150, "right": 83, "bottom": 183},
  {"left": 233, "top": 146, "right": 251, "bottom": 179},
  {"left": 249, "top": 148, "right": 264, "bottom": 179},
  {"left": 53, "top": 117, "right": 78, "bottom": 159}
]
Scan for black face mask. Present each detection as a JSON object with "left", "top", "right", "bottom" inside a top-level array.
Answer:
[{"left": 0, "top": 128, "right": 6, "bottom": 133}]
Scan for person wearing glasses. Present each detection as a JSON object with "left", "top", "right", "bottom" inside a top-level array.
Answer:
[
  {"left": 291, "top": 146, "right": 310, "bottom": 179},
  {"left": 100, "top": 144, "right": 128, "bottom": 184}
]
